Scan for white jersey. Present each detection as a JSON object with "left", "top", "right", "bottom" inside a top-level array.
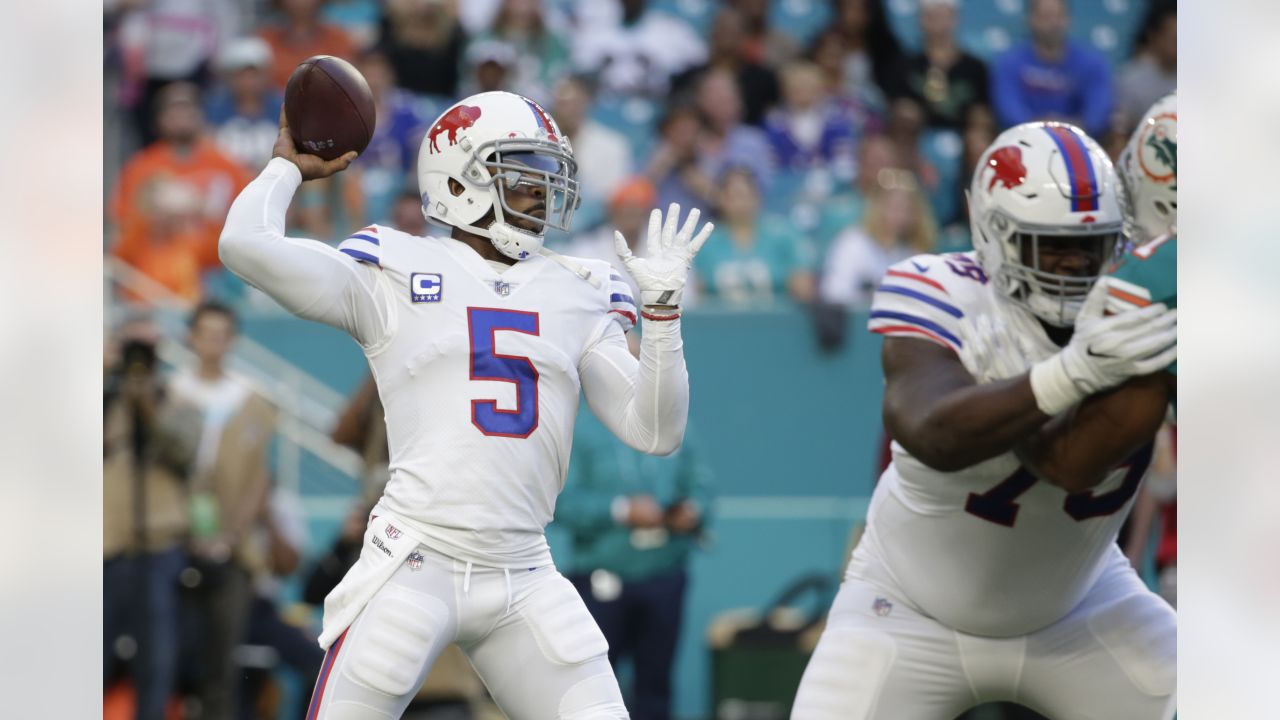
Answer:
[
  {"left": 854, "top": 251, "right": 1156, "bottom": 637},
  {"left": 220, "top": 158, "right": 689, "bottom": 569}
]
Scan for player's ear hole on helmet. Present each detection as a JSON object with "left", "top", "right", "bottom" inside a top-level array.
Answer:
[{"left": 448, "top": 178, "right": 466, "bottom": 197}]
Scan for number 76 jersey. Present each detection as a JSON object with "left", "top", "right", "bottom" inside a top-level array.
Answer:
[
  {"left": 856, "top": 251, "right": 1154, "bottom": 637},
  {"left": 338, "top": 225, "right": 637, "bottom": 570}
]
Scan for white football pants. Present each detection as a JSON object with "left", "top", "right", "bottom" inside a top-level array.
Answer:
[
  {"left": 306, "top": 544, "right": 628, "bottom": 719},
  {"left": 792, "top": 552, "right": 1176, "bottom": 719}
]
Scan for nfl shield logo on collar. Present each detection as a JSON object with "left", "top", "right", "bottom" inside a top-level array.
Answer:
[{"left": 411, "top": 273, "right": 443, "bottom": 302}]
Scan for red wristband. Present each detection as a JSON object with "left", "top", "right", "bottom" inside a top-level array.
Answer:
[{"left": 641, "top": 309, "right": 681, "bottom": 322}]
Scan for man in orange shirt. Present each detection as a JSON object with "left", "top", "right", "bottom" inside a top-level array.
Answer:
[
  {"left": 258, "top": 0, "right": 359, "bottom": 90},
  {"left": 113, "top": 83, "right": 250, "bottom": 300}
]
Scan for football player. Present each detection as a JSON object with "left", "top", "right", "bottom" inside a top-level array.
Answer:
[
  {"left": 1009, "top": 94, "right": 1179, "bottom": 490},
  {"left": 792, "top": 122, "right": 1177, "bottom": 719},
  {"left": 220, "top": 91, "right": 712, "bottom": 719}
]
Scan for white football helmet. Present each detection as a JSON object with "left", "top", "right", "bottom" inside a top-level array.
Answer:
[
  {"left": 969, "top": 122, "right": 1124, "bottom": 327},
  {"left": 1117, "top": 93, "right": 1177, "bottom": 244},
  {"left": 417, "top": 91, "right": 579, "bottom": 261}
]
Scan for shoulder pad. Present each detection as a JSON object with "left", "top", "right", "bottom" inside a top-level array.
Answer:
[
  {"left": 337, "top": 225, "right": 385, "bottom": 267},
  {"left": 867, "top": 253, "right": 986, "bottom": 352}
]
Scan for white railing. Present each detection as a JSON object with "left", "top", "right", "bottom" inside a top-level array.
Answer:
[{"left": 105, "top": 257, "right": 363, "bottom": 493}]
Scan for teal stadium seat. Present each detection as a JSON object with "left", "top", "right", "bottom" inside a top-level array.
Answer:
[
  {"left": 651, "top": 0, "right": 718, "bottom": 34},
  {"left": 589, "top": 94, "right": 658, "bottom": 162},
  {"left": 885, "top": 0, "right": 1139, "bottom": 64},
  {"left": 771, "top": 0, "right": 833, "bottom": 47}
]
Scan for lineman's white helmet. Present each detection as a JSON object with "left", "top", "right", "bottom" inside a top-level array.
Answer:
[
  {"left": 1117, "top": 93, "right": 1177, "bottom": 244},
  {"left": 969, "top": 122, "right": 1124, "bottom": 327},
  {"left": 417, "top": 91, "right": 579, "bottom": 261}
]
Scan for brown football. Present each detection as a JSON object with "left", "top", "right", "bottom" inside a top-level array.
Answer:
[{"left": 283, "top": 55, "right": 376, "bottom": 161}]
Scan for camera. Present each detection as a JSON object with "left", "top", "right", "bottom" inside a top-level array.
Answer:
[{"left": 120, "top": 337, "right": 158, "bottom": 374}]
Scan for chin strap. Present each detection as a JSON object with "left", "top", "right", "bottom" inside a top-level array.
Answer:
[{"left": 537, "top": 246, "right": 603, "bottom": 289}]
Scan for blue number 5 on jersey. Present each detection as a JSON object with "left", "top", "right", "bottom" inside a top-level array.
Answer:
[{"left": 468, "top": 307, "right": 540, "bottom": 438}]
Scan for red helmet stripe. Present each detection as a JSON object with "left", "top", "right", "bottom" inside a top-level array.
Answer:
[{"left": 1043, "top": 126, "right": 1099, "bottom": 212}]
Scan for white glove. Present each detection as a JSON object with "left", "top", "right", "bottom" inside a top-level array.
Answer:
[
  {"left": 614, "top": 202, "right": 714, "bottom": 312},
  {"left": 958, "top": 314, "right": 1033, "bottom": 384},
  {"left": 1029, "top": 279, "right": 1177, "bottom": 415}
]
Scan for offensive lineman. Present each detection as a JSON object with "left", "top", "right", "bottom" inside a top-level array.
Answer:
[
  {"left": 792, "top": 122, "right": 1177, "bottom": 719},
  {"left": 219, "top": 91, "right": 713, "bottom": 719}
]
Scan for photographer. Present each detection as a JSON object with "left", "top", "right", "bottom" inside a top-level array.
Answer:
[
  {"left": 168, "top": 300, "right": 276, "bottom": 719},
  {"left": 104, "top": 317, "right": 202, "bottom": 720}
]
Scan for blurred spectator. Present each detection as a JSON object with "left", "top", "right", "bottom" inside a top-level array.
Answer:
[
  {"left": 696, "top": 68, "right": 776, "bottom": 195},
  {"left": 104, "top": 317, "right": 202, "bottom": 720},
  {"left": 806, "top": 27, "right": 883, "bottom": 142},
  {"left": 462, "top": 38, "right": 519, "bottom": 95},
  {"left": 955, "top": 103, "right": 997, "bottom": 221},
  {"left": 321, "top": 0, "right": 384, "bottom": 50},
  {"left": 378, "top": 0, "right": 467, "bottom": 98},
  {"left": 355, "top": 49, "right": 428, "bottom": 225},
  {"left": 392, "top": 190, "right": 430, "bottom": 236},
  {"left": 886, "top": 97, "right": 950, "bottom": 223},
  {"left": 812, "top": 133, "right": 902, "bottom": 249},
  {"left": 167, "top": 301, "right": 276, "bottom": 720},
  {"left": 764, "top": 61, "right": 857, "bottom": 175},
  {"left": 552, "top": 75, "right": 634, "bottom": 232},
  {"left": 896, "top": 0, "right": 989, "bottom": 132},
  {"left": 694, "top": 167, "right": 816, "bottom": 306},
  {"left": 258, "top": 0, "right": 358, "bottom": 90},
  {"left": 826, "top": 0, "right": 907, "bottom": 106},
  {"left": 237, "top": 486, "right": 324, "bottom": 720},
  {"left": 727, "top": 0, "right": 801, "bottom": 66},
  {"left": 113, "top": 83, "right": 251, "bottom": 298},
  {"left": 990, "top": 0, "right": 1113, "bottom": 137},
  {"left": 292, "top": 161, "right": 367, "bottom": 243},
  {"left": 114, "top": 0, "right": 242, "bottom": 145},
  {"left": 670, "top": 7, "right": 781, "bottom": 127},
  {"left": 118, "top": 179, "right": 206, "bottom": 302},
  {"left": 819, "top": 179, "right": 937, "bottom": 309},
  {"left": 646, "top": 105, "right": 710, "bottom": 214},
  {"left": 205, "top": 38, "right": 284, "bottom": 172},
  {"left": 1115, "top": 0, "right": 1176, "bottom": 133},
  {"left": 572, "top": 0, "right": 707, "bottom": 99},
  {"left": 467, "top": 0, "right": 570, "bottom": 106},
  {"left": 557, "top": 396, "right": 715, "bottom": 720}
]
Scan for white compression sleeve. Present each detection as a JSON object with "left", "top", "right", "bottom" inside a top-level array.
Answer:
[
  {"left": 578, "top": 317, "right": 690, "bottom": 456},
  {"left": 218, "top": 158, "right": 392, "bottom": 348}
]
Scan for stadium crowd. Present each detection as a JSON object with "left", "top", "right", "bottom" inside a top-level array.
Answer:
[{"left": 102, "top": 0, "right": 1177, "bottom": 718}]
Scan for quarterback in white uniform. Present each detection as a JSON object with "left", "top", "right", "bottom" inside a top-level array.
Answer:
[
  {"left": 792, "top": 123, "right": 1178, "bottom": 719},
  {"left": 219, "top": 91, "right": 712, "bottom": 719}
]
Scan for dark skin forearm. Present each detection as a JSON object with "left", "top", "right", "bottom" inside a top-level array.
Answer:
[
  {"left": 883, "top": 337, "right": 1051, "bottom": 471},
  {"left": 1016, "top": 373, "right": 1172, "bottom": 493},
  {"left": 331, "top": 375, "right": 378, "bottom": 449}
]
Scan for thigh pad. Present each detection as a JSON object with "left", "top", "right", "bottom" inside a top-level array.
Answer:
[{"left": 519, "top": 574, "right": 610, "bottom": 666}]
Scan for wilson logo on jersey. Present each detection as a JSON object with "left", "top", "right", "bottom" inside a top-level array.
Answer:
[{"left": 411, "top": 273, "right": 443, "bottom": 303}]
